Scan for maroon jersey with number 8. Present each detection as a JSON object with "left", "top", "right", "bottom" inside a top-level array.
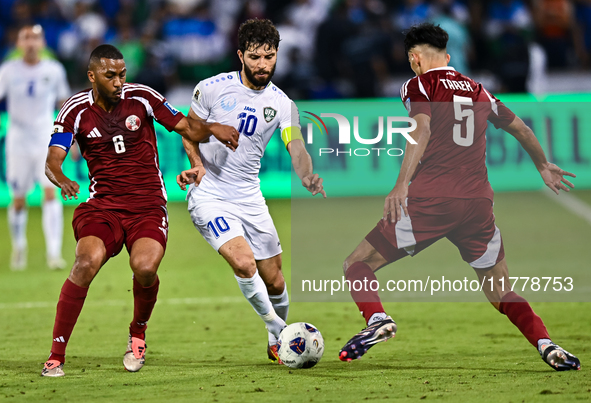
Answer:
[
  {"left": 400, "top": 67, "right": 516, "bottom": 201},
  {"left": 53, "top": 83, "right": 183, "bottom": 209}
]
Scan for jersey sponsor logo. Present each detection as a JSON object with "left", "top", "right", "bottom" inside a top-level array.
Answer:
[
  {"left": 125, "top": 115, "right": 141, "bottom": 131},
  {"left": 220, "top": 95, "right": 237, "bottom": 112},
  {"left": 264, "top": 107, "right": 277, "bottom": 123},
  {"left": 163, "top": 101, "right": 179, "bottom": 116},
  {"left": 53, "top": 124, "right": 64, "bottom": 133},
  {"left": 87, "top": 128, "right": 103, "bottom": 138}
]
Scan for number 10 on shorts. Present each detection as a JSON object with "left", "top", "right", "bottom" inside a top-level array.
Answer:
[{"left": 207, "top": 217, "right": 230, "bottom": 238}]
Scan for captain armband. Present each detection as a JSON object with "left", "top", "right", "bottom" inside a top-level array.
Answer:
[
  {"left": 49, "top": 132, "right": 74, "bottom": 153},
  {"left": 281, "top": 126, "right": 304, "bottom": 148}
]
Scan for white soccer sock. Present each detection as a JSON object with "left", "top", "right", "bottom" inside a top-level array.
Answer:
[
  {"left": 235, "top": 270, "right": 287, "bottom": 338},
  {"left": 8, "top": 206, "right": 28, "bottom": 250},
  {"left": 268, "top": 286, "right": 290, "bottom": 344},
  {"left": 42, "top": 199, "right": 64, "bottom": 259},
  {"left": 368, "top": 312, "right": 388, "bottom": 326}
]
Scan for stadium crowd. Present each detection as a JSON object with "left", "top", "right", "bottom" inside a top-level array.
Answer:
[{"left": 1, "top": 0, "right": 591, "bottom": 99}]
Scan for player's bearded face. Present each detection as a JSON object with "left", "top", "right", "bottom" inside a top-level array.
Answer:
[
  {"left": 90, "top": 59, "right": 127, "bottom": 105},
  {"left": 242, "top": 45, "right": 277, "bottom": 88}
]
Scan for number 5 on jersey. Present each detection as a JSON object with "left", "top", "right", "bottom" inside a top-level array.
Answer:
[
  {"left": 113, "top": 135, "right": 126, "bottom": 154},
  {"left": 453, "top": 95, "right": 474, "bottom": 147}
]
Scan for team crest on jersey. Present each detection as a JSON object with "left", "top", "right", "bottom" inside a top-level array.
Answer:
[
  {"left": 193, "top": 88, "right": 201, "bottom": 103},
  {"left": 53, "top": 124, "right": 64, "bottom": 133},
  {"left": 263, "top": 107, "right": 277, "bottom": 123},
  {"left": 125, "top": 115, "right": 141, "bottom": 131}
]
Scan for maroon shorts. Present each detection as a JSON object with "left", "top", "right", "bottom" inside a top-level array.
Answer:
[
  {"left": 72, "top": 201, "right": 169, "bottom": 259},
  {"left": 366, "top": 197, "right": 504, "bottom": 268}
]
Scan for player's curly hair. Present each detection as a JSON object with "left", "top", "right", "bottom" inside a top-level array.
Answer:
[
  {"left": 404, "top": 23, "right": 448, "bottom": 54},
  {"left": 238, "top": 19, "right": 280, "bottom": 53}
]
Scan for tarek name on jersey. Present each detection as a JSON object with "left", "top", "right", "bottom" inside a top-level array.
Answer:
[
  {"left": 190, "top": 71, "right": 300, "bottom": 203},
  {"left": 400, "top": 66, "right": 516, "bottom": 202},
  {"left": 0, "top": 58, "right": 69, "bottom": 154},
  {"left": 50, "top": 83, "right": 183, "bottom": 209}
]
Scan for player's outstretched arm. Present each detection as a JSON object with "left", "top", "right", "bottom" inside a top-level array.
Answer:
[
  {"left": 287, "top": 139, "right": 326, "bottom": 198},
  {"left": 45, "top": 147, "right": 80, "bottom": 201},
  {"left": 503, "top": 116, "right": 576, "bottom": 195},
  {"left": 174, "top": 109, "right": 239, "bottom": 151},
  {"left": 177, "top": 137, "right": 206, "bottom": 191},
  {"left": 384, "top": 113, "right": 431, "bottom": 222}
]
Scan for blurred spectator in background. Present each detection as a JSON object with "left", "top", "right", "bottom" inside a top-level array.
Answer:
[
  {"left": 532, "top": 0, "right": 587, "bottom": 69},
  {"left": 2, "top": 0, "right": 591, "bottom": 100},
  {"left": 484, "top": 0, "right": 532, "bottom": 92},
  {"left": 431, "top": 0, "right": 471, "bottom": 74}
]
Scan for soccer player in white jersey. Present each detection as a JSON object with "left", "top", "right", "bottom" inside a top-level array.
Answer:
[
  {"left": 177, "top": 19, "right": 325, "bottom": 362},
  {"left": 0, "top": 25, "right": 70, "bottom": 270}
]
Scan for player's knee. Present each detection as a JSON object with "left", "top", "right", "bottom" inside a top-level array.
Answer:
[
  {"left": 130, "top": 256, "right": 158, "bottom": 281},
  {"left": 43, "top": 188, "right": 56, "bottom": 202},
  {"left": 12, "top": 198, "right": 25, "bottom": 211},
  {"left": 232, "top": 255, "right": 257, "bottom": 278},
  {"left": 70, "top": 253, "right": 102, "bottom": 286}
]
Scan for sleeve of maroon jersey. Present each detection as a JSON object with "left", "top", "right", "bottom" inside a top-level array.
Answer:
[
  {"left": 125, "top": 84, "right": 184, "bottom": 132},
  {"left": 53, "top": 93, "right": 81, "bottom": 137},
  {"left": 400, "top": 77, "right": 432, "bottom": 118},
  {"left": 482, "top": 88, "right": 516, "bottom": 129}
]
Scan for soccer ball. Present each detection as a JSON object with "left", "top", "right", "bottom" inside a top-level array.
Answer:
[{"left": 277, "top": 322, "right": 324, "bottom": 369}]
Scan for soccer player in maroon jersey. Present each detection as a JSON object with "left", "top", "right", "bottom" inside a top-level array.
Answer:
[
  {"left": 338, "top": 23, "right": 580, "bottom": 371},
  {"left": 40, "top": 44, "right": 239, "bottom": 377}
]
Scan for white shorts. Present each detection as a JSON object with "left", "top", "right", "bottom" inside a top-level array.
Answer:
[
  {"left": 5, "top": 151, "right": 53, "bottom": 198},
  {"left": 189, "top": 197, "right": 282, "bottom": 260}
]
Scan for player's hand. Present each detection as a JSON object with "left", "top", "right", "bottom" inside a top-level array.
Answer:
[
  {"left": 59, "top": 179, "right": 80, "bottom": 201},
  {"left": 302, "top": 173, "right": 326, "bottom": 198},
  {"left": 176, "top": 166, "right": 206, "bottom": 190},
  {"left": 539, "top": 162, "right": 576, "bottom": 195},
  {"left": 384, "top": 184, "right": 408, "bottom": 223},
  {"left": 210, "top": 123, "right": 239, "bottom": 151}
]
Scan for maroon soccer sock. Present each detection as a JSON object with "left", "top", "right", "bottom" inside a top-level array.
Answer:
[
  {"left": 129, "top": 276, "right": 160, "bottom": 339},
  {"left": 346, "top": 262, "right": 385, "bottom": 324},
  {"left": 49, "top": 279, "right": 89, "bottom": 363},
  {"left": 499, "top": 291, "right": 550, "bottom": 347}
]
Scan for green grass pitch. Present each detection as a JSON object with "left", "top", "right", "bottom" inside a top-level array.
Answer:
[{"left": 0, "top": 192, "right": 590, "bottom": 402}]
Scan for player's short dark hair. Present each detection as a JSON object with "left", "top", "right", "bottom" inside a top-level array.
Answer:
[
  {"left": 88, "top": 44, "right": 124, "bottom": 69},
  {"left": 404, "top": 23, "right": 448, "bottom": 54},
  {"left": 238, "top": 19, "right": 280, "bottom": 54}
]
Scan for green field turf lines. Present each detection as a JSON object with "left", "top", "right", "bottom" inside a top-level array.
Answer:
[{"left": 0, "top": 195, "right": 590, "bottom": 402}]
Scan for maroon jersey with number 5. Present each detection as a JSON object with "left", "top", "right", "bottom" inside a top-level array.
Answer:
[
  {"left": 53, "top": 83, "right": 183, "bottom": 209},
  {"left": 400, "top": 67, "right": 516, "bottom": 201}
]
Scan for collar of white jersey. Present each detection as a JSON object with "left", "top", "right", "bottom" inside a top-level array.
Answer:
[
  {"left": 236, "top": 71, "right": 273, "bottom": 92},
  {"left": 425, "top": 66, "right": 456, "bottom": 74}
]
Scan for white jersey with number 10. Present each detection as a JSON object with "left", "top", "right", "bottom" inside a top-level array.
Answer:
[{"left": 190, "top": 71, "right": 300, "bottom": 203}]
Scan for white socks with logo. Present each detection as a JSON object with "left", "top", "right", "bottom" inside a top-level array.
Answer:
[
  {"left": 268, "top": 286, "right": 289, "bottom": 344},
  {"left": 42, "top": 199, "right": 63, "bottom": 259},
  {"left": 235, "top": 270, "right": 286, "bottom": 338},
  {"left": 368, "top": 312, "right": 388, "bottom": 326}
]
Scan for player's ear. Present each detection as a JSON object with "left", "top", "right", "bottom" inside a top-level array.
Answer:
[
  {"left": 87, "top": 70, "right": 95, "bottom": 83},
  {"left": 237, "top": 49, "right": 244, "bottom": 64},
  {"left": 446, "top": 53, "right": 451, "bottom": 64}
]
